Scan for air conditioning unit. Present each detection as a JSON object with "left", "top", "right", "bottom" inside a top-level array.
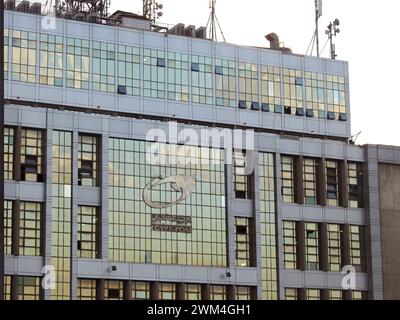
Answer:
[
  {"left": 16, "top": 0, "right": 30, "bottom": 13},
  {"left": 30, "top": 2, "right": 41, "bottom": 15},
  {"left": 5, "top": 0, "right": 16, "bottom": 11},
  {"left": 184, "top": 25, "right": 196, "bottom": 37},
  {"left": 195, "top": 27, "right": 207, "bottom": 39},
  {"left": 177, "top": 23, "right": 185, "bottom": 36},
  {"left": 87, "top": 13, "right": 99, "bottom": 23},
  {"left": 63, "top": 12, "right": 73, "bottom": 20},
  {"left": 168, "top": 23, "right": 185, "bottom": 36},
  {"left": 73, "top": 12, "right": 86, "bottom": 21}
]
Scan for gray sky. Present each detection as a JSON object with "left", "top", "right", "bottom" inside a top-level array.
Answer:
[{"left": 110, "top": 0, "right": 399, "bottom": 146}]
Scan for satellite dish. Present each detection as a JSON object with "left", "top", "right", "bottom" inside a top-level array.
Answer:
[
  {"left": 334, "top": 18, "right": 340, "bottom": 26},
  {"left": 158, "top": 3, "right": 163, "bottom": 9}
]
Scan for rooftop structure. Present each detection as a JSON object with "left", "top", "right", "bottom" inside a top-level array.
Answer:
[{"left": 0, "top": 0, "right": 398, "bottom": 301}]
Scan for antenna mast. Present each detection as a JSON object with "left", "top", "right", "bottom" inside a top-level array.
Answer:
[
  {"left": 315, "top": 0, "right": 322, "bottom": 57},
  {"left": 326, "top": 18, "right": 341, "bottom": 59},
  {"left": 43, "top": 0, "right": 111, "bottom": 18},
  {"left": 306, "top": 0, "right": 322, "bottom": 57},
  {"left": 206, "top": 0, "right": 226, "bottom": 42},
  {"left": 143, "top": 0, "right": 164, "bottom": 25}
]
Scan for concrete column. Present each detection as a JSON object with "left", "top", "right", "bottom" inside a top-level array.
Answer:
[
  {"left": 298, "top": 288, "right": 307, "bottom": 300},
  {"left": 274, "top": 152, "right": 284, "bottom": 300},
  {"left": 341, "top": 225, "right": 351, "bottom": 267},
  {"left": 250, "top": 287, "right": 258, "bottom": 301},
  {"left": 320, "top": 289, "right": 329, "bottom": 301},
  {"left": 11, "top": 275, "right": 18, "bottom": 301},
  {"left": 294, "top": 156, "right": 304, "bottom": 205},
  {"left": 343, "top": 290, "right": 352, "bottom": 301},
  {"left": 227, "top": 285, "right": 235, "bottom": 300},
  {"left": 296, "top": 221, "right": 306, "bottom": 271},
  {"left": 96, "top": 279, "right": 105, "bottom": 300},
  {"left": 43, "top": 117, "right": 54, "bottom": 301},
  {"left": 338, "top": 160, "right": 349, "bottom": 208},
  {"left": 360, "top": 227, "right": 367, "bottom": 273},
  {"left": 176, "top": 283, "right": 185, "bottom": 300},
  {"left": 317, "top": 158, "right": 326, "bottom": 206},
  {"left": 364, "top": 146, "right": 384, "bottom": 300},
  {"left": 11, "top": 200, "right": 20, "bottom": 256},
  {"left": 150, "top": 282, "right": 159, "bottom": 300},
  {"left": 70, "top": 130, "right": 79, "bottom": 300},
  {"left": 100, "top": 134, "right": 109, "bottom": 260},
  {"left": 13, "top": 126, "right": 21, "bottom": 181},
  {"left": 96, "top": 207, "right": 102, "bottom": 259},
  {"left": 249, "top": 217, "right": 257, "bottom": 268},
  {"left": 319, "top": 222, "right": 329, "bottom": 272},
  {"left": 124, "top": 281, "right": 132, "bottom": 300},
  {"left": 225, "top": 149, "right": 236, "bottom": 269},
  {"left": 252, "top": 149, "right": 263, "bottom": 299},
  {"left": 201, "top": 284, "right": 210, "bottom": 300}
]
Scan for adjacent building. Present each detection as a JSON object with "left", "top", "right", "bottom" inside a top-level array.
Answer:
[{"left": 1, "top": 1, "right": 400, "bottom": 300}]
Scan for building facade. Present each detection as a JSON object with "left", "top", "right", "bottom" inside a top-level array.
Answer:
[{"left": 1, "top": 4, "right": 399, "bottom": 300}]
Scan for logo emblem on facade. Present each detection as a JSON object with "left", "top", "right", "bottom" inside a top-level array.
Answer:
[{"left": 142, "top": 175, "right": 196, "bottom": 209}]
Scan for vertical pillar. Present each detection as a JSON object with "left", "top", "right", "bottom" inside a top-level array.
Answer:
[
  {"left": 96, "top": 136, "right": 102, "bottom": 258},
  {"left": 360, "top": 226, "right": 367, "bottom": 273},
  {"left": 252, "top": 149, "right": 264, "bottom": 300},
  {"left": 0, "top": 0, "right": 5, "bottom": 300},
  {"left": 71, "top": 130, "right": 79, "bottom": 300},
  {"left": 317, "top": 158, "right": 326, "bottom": 206},
  {"left": 225, "top": 152, "right": 236, "bottom": 269},
  {"left": 364, "top": 146, "right": 384, "bottom": 300},
  {"left": 227, "top": 285, "right": 235, "bottom": 300},
  {"left": 201, "top": 284, "right": 210, "bottom": 300},
  {"left": 11, "top": 275, "right": 18, "bottom": 301},
  {"left": 13, "top": 126, "right": 21, "bottom": 181},
  {"left": 176, "top": 283, "right": 185, "bottom": 300},
  {"left": 250, "top": 287, "right": 258, "bottom": 301},
  {"left": 11, "top": 200, "right": 20, "bottom": 256},
  {"left": 43, "top": 124, "right": 54, "bottom": 301},
  {"left": 96, "top": 279, "right": 105, "bottom": 300},
  {"left": 249, "top": 218, "right": 257, "bottom": 268},
  {"left": 341, "top": 225, "right": 351, "bottom": 267},
  {"left": 96, "top": 207, "right": 102, "bottom": 259},
  {"left": 274, "top": 153, "right": 284, "bottom": 300},
  {"left": 319, "top": 223, "right": 329, "bottom": 272},
  {"left": 320, "top": 289, "right": 330, "bottom": 301},
  {"left": 338, "top": 160, "right": 349, "bottom": 208},
  {"left": 296, "top": 221, "right": 306, "bottom": 271},
  {"left": 124, "top": 281, "right": 132, "bottom": 300},
  {"left": 298, "top": 288, "right": 307, "bottom": 300},
  {"left": 101, "top": 134, "right": 109, "bottom": 260},
  {"left": 150, "top": 282, "right": 159, "bottom": 300},
  {"left": 294, "top": 156, "right": 304, "bottom": 205},
  {"left": 343, "top": 290, "right": 352, "bottom": 301},
  {"left": 40, "top": 200, "right": 46, "bottom": 257}
]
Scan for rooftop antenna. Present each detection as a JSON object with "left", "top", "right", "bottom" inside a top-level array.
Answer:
[
  {"left": 206, "top": 0, "right": 226, "bottom": 42},
  {"left": 315, "top": 0, "right": 322, "bottom": 57},
  {"left": 42, "top": 0, "right": 62, "bottom": 15},
  {"left": 66, "top": 0, "right": 110, "bottom": 17},
  {"left": 306, "top": 0, "right": 323, "bottom": 57},
  {"left": 43, "top": 0, "right": 111, "bottom": 18},
  {"left": 349, "top": 131, "right": 361, "bottom": 145},
  {"left": 325, "top": 18, "right": 341, "bottom": 59},
  {"left": 143, "top": 0, "right": 164, "bottom": 25}
]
